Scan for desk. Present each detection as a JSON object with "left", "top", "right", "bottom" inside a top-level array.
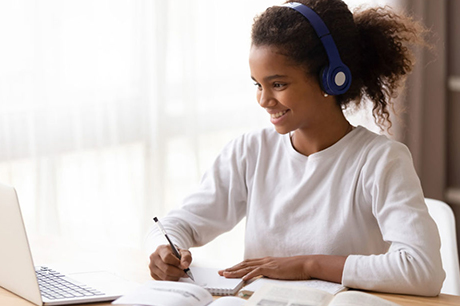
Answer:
[
  {"left": 1, "top": 237, "right": 460, "bottom": 306},
  {"left": 2, "top": 287, "right": 460, "bottom": 306}
]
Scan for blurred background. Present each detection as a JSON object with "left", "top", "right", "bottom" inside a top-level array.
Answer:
[{"left": 0, "top": 0, "right": 456, "bottom": 267}]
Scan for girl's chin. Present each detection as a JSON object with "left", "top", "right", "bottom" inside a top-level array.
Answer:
[{"left": 273, "top": 126, "right": 292, "bottom": 135}]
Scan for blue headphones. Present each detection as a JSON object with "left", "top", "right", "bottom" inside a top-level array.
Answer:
[{"left": 283, "top": 2, "right": 352, "bottom": 95}]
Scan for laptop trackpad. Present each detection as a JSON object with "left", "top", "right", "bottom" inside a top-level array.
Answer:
[{"left": 66, "top": 271, "right": 138, "bottom": 296}]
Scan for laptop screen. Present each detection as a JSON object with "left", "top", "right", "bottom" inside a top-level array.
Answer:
[{"left": 0, "top": 183, "right": 42, "bottom": 305}]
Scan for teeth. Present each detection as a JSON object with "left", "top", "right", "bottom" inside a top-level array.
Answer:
[{"left": 271, "top": 110, "right": 288, "bottom": 119}]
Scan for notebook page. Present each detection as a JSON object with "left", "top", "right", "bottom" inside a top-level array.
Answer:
[{"left": 180, "top": 267, "right": 244, "bottom": 296}]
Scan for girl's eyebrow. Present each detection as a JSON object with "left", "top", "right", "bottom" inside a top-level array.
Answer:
[{"left": 251, "top": 74, "right": 289, "bottom": 82}]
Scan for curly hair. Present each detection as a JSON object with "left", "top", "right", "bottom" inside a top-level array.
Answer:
[{"left": 251, "top": 0, "right": 428, "bottom": 131}]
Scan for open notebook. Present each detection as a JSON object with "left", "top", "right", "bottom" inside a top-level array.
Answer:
[{"left": 179, "top": 267, "right": 244, "bottom": 296}]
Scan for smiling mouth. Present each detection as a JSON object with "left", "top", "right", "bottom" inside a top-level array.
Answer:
[{"left": 271, "top": 110, "right": 289, "bottom": 119}]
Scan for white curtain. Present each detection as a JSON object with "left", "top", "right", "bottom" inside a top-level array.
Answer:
[{"left": 0, "top": 0, "right": 391, "bottom": 266}]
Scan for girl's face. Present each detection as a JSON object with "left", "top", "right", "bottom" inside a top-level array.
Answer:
[{"left": 249, "top": 45, "right": 327, "bottom": 135}]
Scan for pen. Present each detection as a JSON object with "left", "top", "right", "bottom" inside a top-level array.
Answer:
[{"left": 153, "top": 217, "right": 195, "bottom": 281}]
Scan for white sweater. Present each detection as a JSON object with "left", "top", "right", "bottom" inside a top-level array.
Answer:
[{"left": 146, "top": 126, "right": 445, "bottom": 296}]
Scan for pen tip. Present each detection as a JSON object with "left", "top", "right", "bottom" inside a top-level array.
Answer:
[
  {"left": 153, "top": 217, "right": 158, "bottom": 222},
  {"left": 186, "top": 270, "right": 195, "bottom": 281}
]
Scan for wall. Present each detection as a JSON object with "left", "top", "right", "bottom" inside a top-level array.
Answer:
[{"left": 446, "top": 0, "right": 460, "bottom": 255}]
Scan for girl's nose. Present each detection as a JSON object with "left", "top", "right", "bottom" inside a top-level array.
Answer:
[{"left": 257, "top": 89, "right": 277, "bottom": 108}]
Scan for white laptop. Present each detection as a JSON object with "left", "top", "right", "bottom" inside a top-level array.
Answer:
[{"left": 0, "top": 183, "right": 139, "bottom": 305}]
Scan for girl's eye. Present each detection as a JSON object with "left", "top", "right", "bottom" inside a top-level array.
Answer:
[
  {"left": 273, "top": 83, "right": 285, "bottom": 88},
  {"left": 254, "top": 82, "right": 262, "bottom": 90}
]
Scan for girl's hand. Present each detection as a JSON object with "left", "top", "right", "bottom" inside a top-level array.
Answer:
[
  {"left": 218, "top": 256, "right": 312, "bottom": 281},
  {"left": 218, "top": 255, "right": 346, "bottom": 283},
  {"left": 149, "top": 244, "right": 193, "bottom": 281}
]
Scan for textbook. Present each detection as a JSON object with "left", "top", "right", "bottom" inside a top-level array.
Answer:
[
  {"left": 111, "top": 280, "right": 247, "bottom": 306},
  {"left": 246, "top": 283, "right": 401, "bottom": 306},
  {"left": 238, "top": 277, "right": 347, "bottom": 297}
]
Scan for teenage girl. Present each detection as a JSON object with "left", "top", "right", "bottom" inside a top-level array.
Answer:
[{"left": 146, "top": 0, "right": 445, "bottom": 296}]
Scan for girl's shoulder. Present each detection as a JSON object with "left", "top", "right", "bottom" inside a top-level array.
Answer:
[{"left": 351, "top": 126, "right": 413, "bottom": 165}]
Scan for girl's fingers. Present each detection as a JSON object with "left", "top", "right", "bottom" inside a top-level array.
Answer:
[
  {"left": 219, "top": 258, "right": 267, "bottom": 273},
  {"left": 222, "top": 266, "right": 256, "bottom": 278}
]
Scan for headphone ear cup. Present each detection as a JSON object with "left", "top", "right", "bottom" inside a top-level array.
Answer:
[
  {"left": 320, "top": 65, "right": 351, "bottom": 96},
  {"left": 320, "top": 66, "right": 332, "bottom": 95}
]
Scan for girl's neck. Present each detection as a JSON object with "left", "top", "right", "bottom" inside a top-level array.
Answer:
[{"left": 290, "top": 114, "right": 352, "bottom": 157}]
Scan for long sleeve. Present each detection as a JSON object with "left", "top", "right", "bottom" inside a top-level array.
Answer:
[
  {"left": 145, "top": 136, "right": 249, "bottom": 256},
  {"left": 342, "top": 141, "right": 445, "bottom": 296}
]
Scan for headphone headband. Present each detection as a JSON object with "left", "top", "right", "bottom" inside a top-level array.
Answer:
[{"left": 283, "top": 2, "right": 352, "bottom": 95}]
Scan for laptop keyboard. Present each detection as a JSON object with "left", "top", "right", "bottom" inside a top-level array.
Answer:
[{"left": 36, "top": 266, "right": 105, "bottom": 300}]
